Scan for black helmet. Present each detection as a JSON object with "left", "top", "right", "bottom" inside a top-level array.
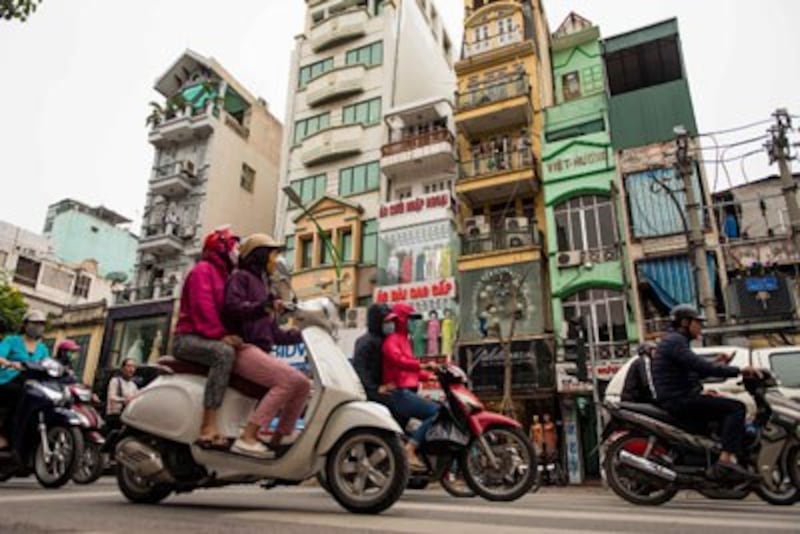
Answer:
[{"left": 670, "top": 304, "right": 705, "bottom": 326}]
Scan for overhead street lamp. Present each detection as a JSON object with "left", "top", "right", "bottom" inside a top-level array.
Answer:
[{"left": 282, "top": 186, "right": 343, "bottom": 295}]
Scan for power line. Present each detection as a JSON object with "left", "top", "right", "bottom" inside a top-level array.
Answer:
[
  {"left": 697, "top": 118, "right": 775, "bottom": 137},
  {"left": 690, "top": 134, "right": 769, "bottom": 152}
]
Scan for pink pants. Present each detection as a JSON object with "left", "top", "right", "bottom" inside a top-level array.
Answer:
[{"left": 234, "top": 344, "right": 311, "bottom": 435}]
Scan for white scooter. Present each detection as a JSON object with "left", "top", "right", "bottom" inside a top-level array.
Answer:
[{"left": 113, "top": 326, "right": 408, "bottom": 514}]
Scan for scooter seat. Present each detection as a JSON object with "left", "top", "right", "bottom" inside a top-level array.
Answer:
[
  {"left": 618, "top": 402, "right": 681, "bottom": 426},
  {"left": 156, "top": 356, "right": 267, "bottom": 400}
]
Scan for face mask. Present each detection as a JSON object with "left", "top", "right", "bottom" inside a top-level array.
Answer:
[
  {"left": 25, "top": 324, "right": 45, "bottom": 339},
  {"left": 382, "top": 322, "right": 395, "bottom": 336},
  {"left": 228, "top": 249, "right": 240, "bottom": 266}
]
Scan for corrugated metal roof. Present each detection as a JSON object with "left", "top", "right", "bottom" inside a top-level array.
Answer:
[
  {"left": 602, "top": 18, "right": 679, "bottom": 55},
  {"left": 609, "top": 79, "right": 698, "bottom": 149}
]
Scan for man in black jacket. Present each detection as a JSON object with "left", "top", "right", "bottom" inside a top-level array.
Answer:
[
  {"left": 652, "top": 304, "right": 757, "bottom": 479},
  {"left": 352, "top": 303, "right": 392, "bottom": 406}
]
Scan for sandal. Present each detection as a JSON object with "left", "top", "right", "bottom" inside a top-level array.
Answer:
[{"left": 195, "top": 435, "right": 231, "bottom": 451}]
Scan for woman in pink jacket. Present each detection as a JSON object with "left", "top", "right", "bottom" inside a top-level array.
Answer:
[{"left": 173, "top": 228, "right": 242, "bottom": 449}]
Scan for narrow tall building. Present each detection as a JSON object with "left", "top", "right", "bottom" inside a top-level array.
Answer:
[
  {"left": 602, "top": 20, "right": 725, "bottom": 341},
  {"left": 98, "top": 50, "right": 283, "bottom": 377},
  {"left": 275, "top": 0, "right": 455, "bottom": 316},
  {"left": 454, "top": 0, "right": 555, "bottom": 421}
]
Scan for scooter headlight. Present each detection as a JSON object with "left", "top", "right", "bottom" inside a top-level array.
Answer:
[{"left": 34, "top": 383, "right": 67, "bottom": 404}]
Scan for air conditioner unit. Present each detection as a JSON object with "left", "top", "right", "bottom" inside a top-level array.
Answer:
[
  {"left": 464, "top": 216, "right": 486, "bottom": 230},
  {"left": 180, "top": 225, "right": 196, "bottom": 239},
  {"left": 345, "top": 307, "right": 368, "bottom": 329},
  {"left": 505, "top": 232, "right": 532, "bottom": 248},
  {"left": 182, "top": 161, "right": 196, "bottom": 175},
  {"left": 586, "top": 249, "right": 602, "bottom": 264},
  {"left": 556, "top": 250, "right": 583, "bottom": 268},
  {"left": 504, "top": 217, "right": 529, "bottom": 231},
  {"left": 466, "top": 223, "right": 491, "bottom": 238}
]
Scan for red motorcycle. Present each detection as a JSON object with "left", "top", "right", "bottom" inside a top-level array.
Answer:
[
  {"left": 66, "top": 382, "right": 106, "bottom": 485},
  {"left": 420, "top": 365, "right": 537, "bottom": 501}
]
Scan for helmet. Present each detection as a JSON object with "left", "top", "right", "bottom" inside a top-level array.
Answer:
[
  {"left": 670, "top": 304, "right": 705, "bottom": 325},
  {"left": 56, "top": 339, "right": 81, "bottom": 353},
  {"left": 202, "top": 227, "right": 239, "bottom": 256},
  {"left": 240, "top": 233, "right": 284, "bottom": 260},
  {"left": 384, "top": 302, "right": 418, "bottom": 322},
  {"left": 23, "top": 310, "right": 46, "bottom": 323}
]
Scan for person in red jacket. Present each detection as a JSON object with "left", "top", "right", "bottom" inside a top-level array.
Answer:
[
  {"left": 382, "top": 302, "right": 439, "bottom": 469},
  {"left": 173, "top": 227, "right": 242, "bottom": 449}
]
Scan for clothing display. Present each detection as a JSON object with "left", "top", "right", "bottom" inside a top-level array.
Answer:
[
  {"left": 387, "top": 256, "right": 399, "bottom": 285},
  {"left": 439, "top": 247, "right": 452, "bottom": 278},
  {"left": 411, "top": 319, "right": 427, "bottom": 357},
  {"left": 415, "top": 252, "right": 427, "bottom": 282},
  {"left": 426, "top": 317, "right": 440, "bottom": 356},
  {"left": 441, "top": 316, "right": 455, "bottom": 357},
  {"left": 400, "top": 253, "right": 413, "bottom": 284}
]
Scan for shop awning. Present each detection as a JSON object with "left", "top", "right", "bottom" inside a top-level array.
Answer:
[{"left": 638, "top": 254, "right": 716, "bottom": 310}]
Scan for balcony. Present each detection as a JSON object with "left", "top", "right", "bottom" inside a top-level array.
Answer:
[
  {"left": 380, "top": 130, "right": 455, "bottom": 177},
  {"left": 148, "top": 103, "right": 216, "bottom": 147},
  {"left": 138, "top": 224, "right": 185, "bottom": 257},
  {"left": 301, "top": 124, "right": 364, "bottom": 167},
  {"left": 310, "top": 9, "right": 369, "bottom": 52},
  {"left": 455, "top": 77, "right": 531, "bottom": 136},
  {"left": 461, "top": 223, "right": 542, "bottom": 258},
  {"left": 113, "top": 282, "right": 177, "bottom": 305},
  {"left": 149, "top": 161, "right": 197, "bottom": 198},
  {"left": 306, "top": 64, "right": 366, "bottom": 107},
  {"left": 463, "top": 29, "right": 523, "bottom": 59},
  {"left": 456, "top": 149, "right": 538, "bottom": 205}
]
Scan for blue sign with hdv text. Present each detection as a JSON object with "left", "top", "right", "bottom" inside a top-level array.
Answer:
[
  {"left": 745, "top": 276, "right": 778, "bottom": 292},
  {"left": 274, "top": 343, "right": 308, "bottom": 373}
]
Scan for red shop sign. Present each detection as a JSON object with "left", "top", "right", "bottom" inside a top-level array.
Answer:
[
  {"left": 374, "top": 278, "right": 456, "bottom": 304},
  {"left": 379, "top": 193, "right": 450, "bottom": 218}
]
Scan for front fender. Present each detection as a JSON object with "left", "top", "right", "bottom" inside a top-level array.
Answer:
[
  {"left": 468, "top": 410, "right": 521, "bottom": 435},
  {"left": 317, "top": 401, "right": 403, "bottom": 455}
]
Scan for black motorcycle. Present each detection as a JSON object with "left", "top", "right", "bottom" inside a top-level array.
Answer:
[
  {"left": 0, "top": 359, "right": 86, "bottom": 488},
  {"left": 602, "top": 371, "right": 800, "bottom": 506}
]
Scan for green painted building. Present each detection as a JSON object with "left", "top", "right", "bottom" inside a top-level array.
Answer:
[{"left": 541, "top": 13, "right": 639, "bottom": 483}]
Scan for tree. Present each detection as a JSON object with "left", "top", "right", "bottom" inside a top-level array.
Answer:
[
  {"left": 1, "top": 0, "right": 43, "bottom": 23},
  {"left": 0, "top": 273, "right": 27, "bottom": 336}
]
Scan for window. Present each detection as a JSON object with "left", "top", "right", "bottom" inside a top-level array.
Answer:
[
  {"left": 562, "top": 71, "right": 581, "bottom": 101},
  {"left": 770, "top": 352, "right": 800, "bottom": 388},
  {"left": 339, "top": 229, "right": 353, "bottom": 262},
  {"left": 582, "top": 65, "right": 604, "bottom": 94},
  {"left": 73, "top": 274, "right": 92, "bottom": 299},
  {"left": 395, "top": 187, "right": 412, "bottom": 201},
  {"left": 554, "top": 195, "right": 617, "bottom": 254},
  {"left": 109, "top": 314, "right": 170, "bottom": 366},
  {"left": 298, "top": 57, "right": 334, "bottom": 89},
  {"left": 240, "top": 163, "right": 256, "bottom": 193},
  {"left": 13, "top": 257, "right": 41, "bottom": 287},
  {"left": 71, "top": 334, "right": 91, "bottom": 380},
  {"left": 625, "top": 167, "right": 705, "bottom": 238},
  {"left": 562, "top": 289, "right": 628, "bottom": 360},
  {"left": 300, "top": 237, "right": 313, "bottom": 269},
  {"left": 312, "top": 10, "right": 324, "bottom": 24},
  {"left": 342, "top": 98, "right": 381, "bottom": 127},
  {"left": 339, "top": 161, "right": 380, "bottom": 196},
  {"left": 291, "top": 174, "right": 327, "bottom": 204},
  {"left": 320, "top": 232, "right": 334, "bottom": 265},
  {"left": 545, "top": 118, "right": 605, "bottom": 143},
  {"left": 294, "top": 112, "right": 330, "bottom": 144},
  {"left": 346, "top": 41, "right": 383, "bottom": 67},
  {"left": 605, "top": 36, "right": 683, "bottom": 96},
  {"left": 375, "top": 0, "right": 386, "bottom": 15},
  {"left": 361, "top": 219, "right": 378, "bottom": 264},
  {"left": 285, "top": 236, "right": 295, "bottom": 269}
]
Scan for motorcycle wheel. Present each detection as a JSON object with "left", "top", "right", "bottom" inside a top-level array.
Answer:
[
  {"left": 117, "top": 464, "right": 172, "bottom": 504},
  {"left": 787, "top": 445, "right": 800, "bottom": 495},
  {"left": 72, "top": 441, "right": 105, "bottom": 485},
  {"left": 604, "top": 434, "right": 678, "bottom": 506},
  {"left": 459, "top": 426, "right": 537, "bottom": 502},
  {"left": 326, "top": 429, "right": 408, "bottom": 514},
  {"left": 440, "top": 461, "right": 474, "bottom": 498},
  {"left": 34, "top": 426, "right": 84, "bottom": 489},
  {"left": 753, "top": 458, "right": 799, "bottom": 506}
]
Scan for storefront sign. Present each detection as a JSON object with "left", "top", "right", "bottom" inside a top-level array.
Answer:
[
  {"left": 379, "top": 193, "right": 451, "bottom": 219},
  {"left": 556, "top": 359, "right": 628, "bottom": 393},
  {"left": 375, "top": 278, "right": 456, "bottom": 304},
  {"left": 274, "top": 343, "right": 308, "bottom": 372},
  {"left": 456, "top": 340, "right": 555, "bottom": 395},
  {"left": 545, "top": 147, "right": 611, "bottom": 182}
]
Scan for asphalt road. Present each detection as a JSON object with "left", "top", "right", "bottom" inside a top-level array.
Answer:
[{"left": 0, "top": 477, "right": 797, "bottom": 533}]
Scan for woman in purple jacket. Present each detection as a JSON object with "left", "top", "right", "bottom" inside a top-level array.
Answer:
[{"left": 224, "top": 234, "right": 311, "bottom": 459}]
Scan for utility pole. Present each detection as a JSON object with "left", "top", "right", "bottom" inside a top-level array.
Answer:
[
  {"left": 674, "top": 126, "right": 719, "bottom": 325},
  {"left": 767, "top": 109, "right": 800, "bottom": 252}
]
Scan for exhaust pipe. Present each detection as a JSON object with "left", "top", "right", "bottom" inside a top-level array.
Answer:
[
  {"left": 116, "top": 438, "right": 174, "bottom": 483},
  {"left": 618, "top": 450, "right": 677, "bottom": 482}
]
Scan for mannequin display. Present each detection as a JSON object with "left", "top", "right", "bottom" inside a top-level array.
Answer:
[
  {"left": 425, "top": 248, "right": 436, "bottom": 280},
  {"left": 411, "top": 318, "right": 427, "bottom": 357},
  {"left": 426, "top": 311, "right": 441, "bottom": 356},
  {"left": 400, "top": 250, "right": 413, "bottom": 284},
  {"left": 416, "top": 248, "right": 427, "bottom": 281},
  {"left": 148, "top": 330, "right": 163, "bottom": 363},
  {"left": 441, "top": 308, "right": 455, "bottom": 357},
  {"left": 125, "top": 334, "right": 144, "bottom": 362},
  {"left": 542, "top": 413, "right": 558, "bottom": 461},
  {"left": 530, "top": 415, "right": 544, "bottom": 457},
  {"left": 439, "top": 246, "right": 452, "bottom": 278}
]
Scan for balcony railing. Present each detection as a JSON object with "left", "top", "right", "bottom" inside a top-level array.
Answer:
[
  {"left": 461, "top": 223, "right": 541, "bottom": 256},
  {"left": 114, "top": 282, "right": 177, "bottom": 305},
  {"left": 463, "top": 29, "right": 523, "bottom": 58},
  {"left": 456, "top": 77, "right": 529, "bottom": 112},
  {"left": 459, "top": 149, "right": 534, "bottom": 180},
  {"left": 588, "top": 341, "right": 632, "bottom": 361},
  {"left": 152, "top": 161, "right": 196, "bottom": 180},
  {"left": 142, "top": 223, "right": 181, "bottom": 239},
  {"left": 381, "top": 130, "right": 455, "bottom": 157}
]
